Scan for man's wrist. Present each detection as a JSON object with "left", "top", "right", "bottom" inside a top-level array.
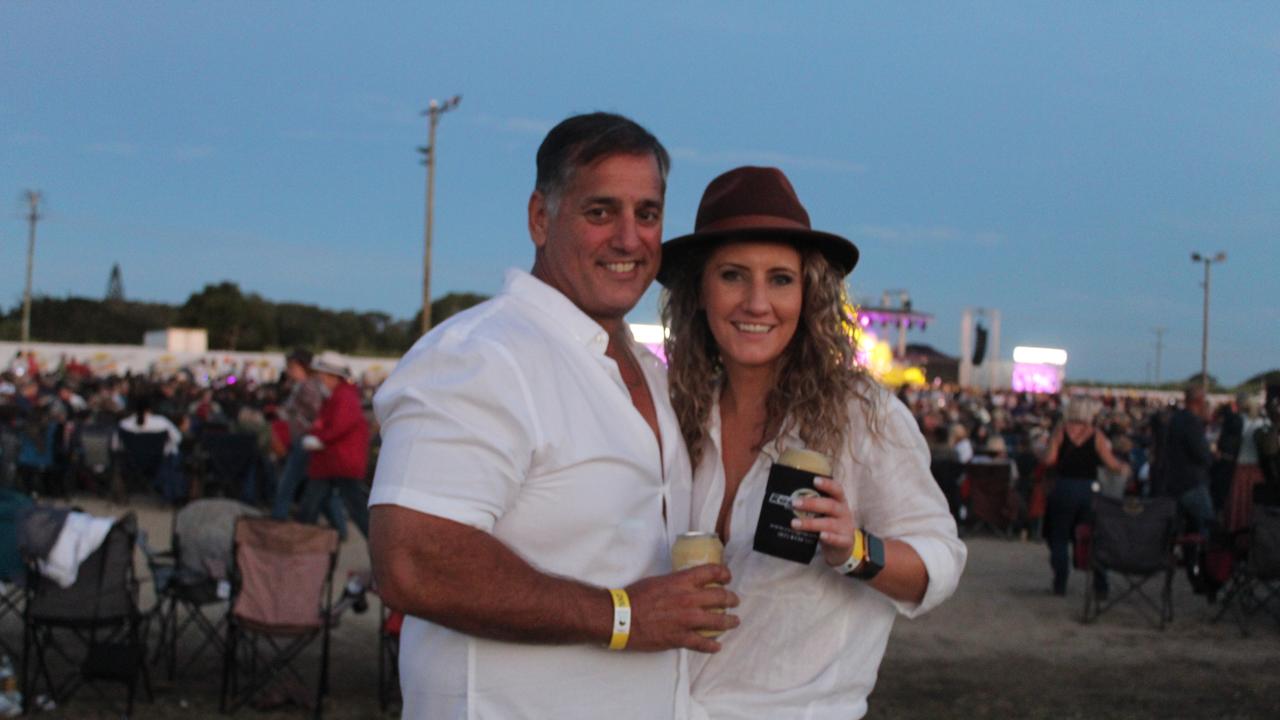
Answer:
[{"left": 607, "top": 588, "right": 631, "bottom": 650}]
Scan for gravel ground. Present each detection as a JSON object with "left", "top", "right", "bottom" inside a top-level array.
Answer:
[{"left": 7, "top": 496, "right": 1279, "bottom": 719}]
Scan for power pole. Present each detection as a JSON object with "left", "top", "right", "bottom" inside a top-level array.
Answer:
[
  {"left": 21, "top": 190, "right": 42, "bottom": 344},
  {"left": 419, "top": 94, "right": 462, "bottom": 335},
  {"left": 1152, "top": 326, "right": 1166, "bottom": 384},
  {"left": 1191, "top": 251, "right": 1226, "bottom": 393}
]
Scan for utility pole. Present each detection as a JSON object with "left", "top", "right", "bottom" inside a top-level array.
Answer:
[
  {"left": 1152, "top": 326, "right": 1166, "bottom": 385},
  {"left": 419, "top": 94, "right": 462, "bottom": 335},
  {"left": 21, "top": 190, "right": 42, "bottom": 344},
  {"left": 1191, "top": 251, "right": 1226, "bottom": 393}
]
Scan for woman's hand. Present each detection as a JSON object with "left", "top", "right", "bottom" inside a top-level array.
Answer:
[{"left": 791, "top": 476, "right": 857, "bottom": 567}]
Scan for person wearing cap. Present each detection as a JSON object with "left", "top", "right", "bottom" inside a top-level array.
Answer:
[
  {"left": 659, "top": 166, "right": 966, "bottom": 720},
  {"left": 368, "top": 112, "right": 738, "bottom": 719},
  {"left": 271, "top": 348, "right": 348, "bottom": 537},
  {"left": 296, "top": 354, "right": 370, "bottom": 538}
]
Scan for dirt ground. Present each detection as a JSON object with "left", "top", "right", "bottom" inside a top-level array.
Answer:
[{"left": 8, "top": 495, "right": 1280, "bottom": 719}]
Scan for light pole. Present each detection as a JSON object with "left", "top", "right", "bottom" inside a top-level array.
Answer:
[
  {"left": 419, "top": 94, "right": 462, "bottom": 335},
  {"left": 1191, "top": 251, "right": 1226, "bottom": 392},
  {"left": 21, "top": 190, "right": 43, "bottom": 344}
]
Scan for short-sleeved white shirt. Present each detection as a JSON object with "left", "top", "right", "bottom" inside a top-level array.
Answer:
[
  {"left": 370, "top": 269, "right": 692, "bottom": 720},
  {"left": 688, "top": 388, "right": 966, "bottom": 720}
]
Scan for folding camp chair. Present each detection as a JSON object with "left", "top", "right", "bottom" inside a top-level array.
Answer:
[
  {"left": 147, "top": 498, "right": 261, "bottom": 680},
  {"left": 1081, "top": 495, "right": 1179, "bottom": 630},
  {"left": 1212, "top": 500, "right": 1280, "bottom": 636},
  {"left": 116, "top": 430, "right": 168, "bottom": 498},
  {"left": 0, "top": 426, "right": 20, "bottom": 488},
  {"left": 17, "top": 421, "right": 61, "bottom": 497},
  {"left": 0, "top": 489, "right": 33, "bottom": 659},
  {"left": 201, "top": 432, "right": 261, "bottom": 503},
  {"left": 20, "top": 512, "right": 152, "bottom": 715},
  {"left": 930, "top": 458, "right": 965, "bottom": 524},
  {"left": 73, "top": 424, "right": 115, "bottom": 495},
  {"left": 964, "top": 462, "right": 1018, "bottom": 537},
  {"left": 221, "top": 517, "right": 339, "bottom": 718}
]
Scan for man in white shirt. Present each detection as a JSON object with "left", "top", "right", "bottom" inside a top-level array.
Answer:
[{"left": 369, "top": 112, "right": 738, "bottom": 720}]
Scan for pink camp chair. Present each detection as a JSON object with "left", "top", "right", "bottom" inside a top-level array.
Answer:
[{"left": 219, "top": 517, "right": 338, "bottom": 718}]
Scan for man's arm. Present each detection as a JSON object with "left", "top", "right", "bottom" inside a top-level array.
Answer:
[{"left": 370, "top": 505, "right": 738, "bottom": 653}]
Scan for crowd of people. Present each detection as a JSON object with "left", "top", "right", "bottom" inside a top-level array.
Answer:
[
  {"left": 898, "top": 384, "right": 1280, "bottom": 597},
  {"left": 0, "top": 348, "right": 380, "bottom": 537}
]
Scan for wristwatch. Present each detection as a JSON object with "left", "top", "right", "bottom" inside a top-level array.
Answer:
[{"left": 837, "top": 529, "right": 886, "bottom": 580}]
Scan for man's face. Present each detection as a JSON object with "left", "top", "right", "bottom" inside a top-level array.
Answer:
[
  {"left": 528, "top": 153, "right": 664, "bottom": 332},
  {"left": 285, "top": 360, "right": 308, "bottom": 383}
]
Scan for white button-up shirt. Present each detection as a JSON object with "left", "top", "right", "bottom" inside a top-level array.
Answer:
[
  {"left": 370, "top": 269, "right": 692, "bottom": 720},
  {"left": 689, "top": 388, "right": 966, "bottom": 720}
]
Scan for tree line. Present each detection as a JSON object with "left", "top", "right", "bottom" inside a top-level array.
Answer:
[{"left": 0, "top": 281, "right": 487, "bottom": 356}]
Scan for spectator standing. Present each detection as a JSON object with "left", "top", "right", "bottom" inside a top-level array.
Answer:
[
  {"left": 1159, "top": 386, "right": 1215, "bottom": 535},
  {"left": 1042, "top": 397, "right": 1129, "bottom": 597},
  {"left": 271, "top": 349, "right": 346, "bottom": 534},
  {"left": 297, "top": 355, "right": 370, "bottom": 538},
  {"left": 1225, "top": 395, "right": 1269, "bottom": 532}
]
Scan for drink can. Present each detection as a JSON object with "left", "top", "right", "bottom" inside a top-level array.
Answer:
[
  {"left": 671, "top": 531, "right": 724, "bottom": 571},
  {"left": 671, "top": 531, "right": 726, "bottom": 638}
]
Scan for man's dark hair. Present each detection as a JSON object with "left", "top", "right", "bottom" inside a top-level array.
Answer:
[
  {"left": 535, "top": 112, "right": 670, "bottom": 206},
  {"left": 287, "top": 348, "right": 313, "bottom": 367}
]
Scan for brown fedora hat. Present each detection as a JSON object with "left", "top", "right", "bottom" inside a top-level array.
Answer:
[{"left": 657, "top": 166, "right": 859, "bottom": 285}]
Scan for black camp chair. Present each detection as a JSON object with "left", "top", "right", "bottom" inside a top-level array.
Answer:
[
  {"left": 117, "top": 430, "right": 168, "bottom": 498},
  {"left": 1212, "top": 495, "right": 1280, "bottom": 636},
  {"left": 72, "top": 424, "right": 115, "bottom": 495},
  {"left": 0, "top": 489, "right": 33, "bottom": 659},
  {"left": 200, "top": 433, "right": 260, "bottom": 503},
  {"left": 964, "top": 462, "right": 1018, "bottom": 537},
  {"left": 930, "top": 458, "right": 965, "bottom": 524},
  {"left": 21, "top": 512, "right": 152, "bottom": 715},
  {"left": 1081, "top": 495, "right": 1179, "bottom": 630}
]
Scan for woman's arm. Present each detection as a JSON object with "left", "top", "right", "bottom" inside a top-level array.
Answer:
[
  {"left": 1094, "top": 430, "right": 1128, "bottom": 475},
  {"left": 793, "top": 477, "right": 929, "bottom": 604},
  {"left": 1043, "top": 426, "right": 1064, "bottom": 467}
]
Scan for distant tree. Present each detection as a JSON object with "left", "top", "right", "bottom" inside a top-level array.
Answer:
[
  {"left": 1184, "top": 371, "right": 1224, "bottom": 393},
  {"left": 178, "top": 281, "right": 275, "bottom": 351},
  {"left": 408, "top": 292, "right": 490, "bottom": 337},
  {"left": 0, "top": 284, "right": 480, "bottom": 356},
  {"left": 1243, "top": 369, "right": 1280, "bottom": 388},
  {"left": 0, "top": 295, "right": 175, "bottom": 344}
]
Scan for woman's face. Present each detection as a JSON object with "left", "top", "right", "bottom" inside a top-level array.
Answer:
[{"left": 700, "top": 240, "right": 803, "bottom": 375}]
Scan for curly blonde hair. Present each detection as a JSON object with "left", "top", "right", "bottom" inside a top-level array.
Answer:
[{"left": 660, "top": 242, "right": 878, "bottom": 468}]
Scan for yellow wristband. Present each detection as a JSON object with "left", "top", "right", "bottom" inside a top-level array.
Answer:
[
  {"left": 608, "top": 588, "right": 631, "bottom": 650},
  {"left": 834, "top": 529, "right": 866, "bottom": 575}
]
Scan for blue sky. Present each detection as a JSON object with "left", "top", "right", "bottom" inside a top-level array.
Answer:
[{"left": 3, "top": 2, "right": 1278, "bottom": 385}]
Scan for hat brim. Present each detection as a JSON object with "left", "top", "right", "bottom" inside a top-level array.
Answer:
[{"left": 656, "top": 227, "right": 859, "bottom": 286}]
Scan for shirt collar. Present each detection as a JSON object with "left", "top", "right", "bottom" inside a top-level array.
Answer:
[{"left": 503, "top": 268, "right": 620, "bottom": 355}]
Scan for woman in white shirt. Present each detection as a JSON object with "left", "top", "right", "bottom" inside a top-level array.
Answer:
[
  {"left": 117, "top": 395, "right": 183, "bottom": 456},
  {"left": 659, "top": 167, "right": 966, "bottom": 720}
]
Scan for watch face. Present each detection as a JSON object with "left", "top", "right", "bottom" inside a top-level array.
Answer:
[{"left": 862, "top": 533, "right": 886, "bottom": 579}]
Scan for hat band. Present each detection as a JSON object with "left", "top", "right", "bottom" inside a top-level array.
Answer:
[{"left": 697, "top": 213, "right": 810, "bottom": 234}]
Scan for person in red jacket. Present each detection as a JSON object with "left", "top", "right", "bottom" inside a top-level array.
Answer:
[{"left": 298, "top": 354, "right": 371, "bottom": 538}]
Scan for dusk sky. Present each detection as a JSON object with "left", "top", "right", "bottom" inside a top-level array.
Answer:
[{"left": 3, "top": 2, "right": 1278, "bottom": 385}]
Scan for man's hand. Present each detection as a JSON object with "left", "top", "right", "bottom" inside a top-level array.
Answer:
[
  {"left": 625, "top": 564, "right": 739, "bottom": 654},
  {"left": 301, "top": 434, "right": 325, "bottom": 451}
]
